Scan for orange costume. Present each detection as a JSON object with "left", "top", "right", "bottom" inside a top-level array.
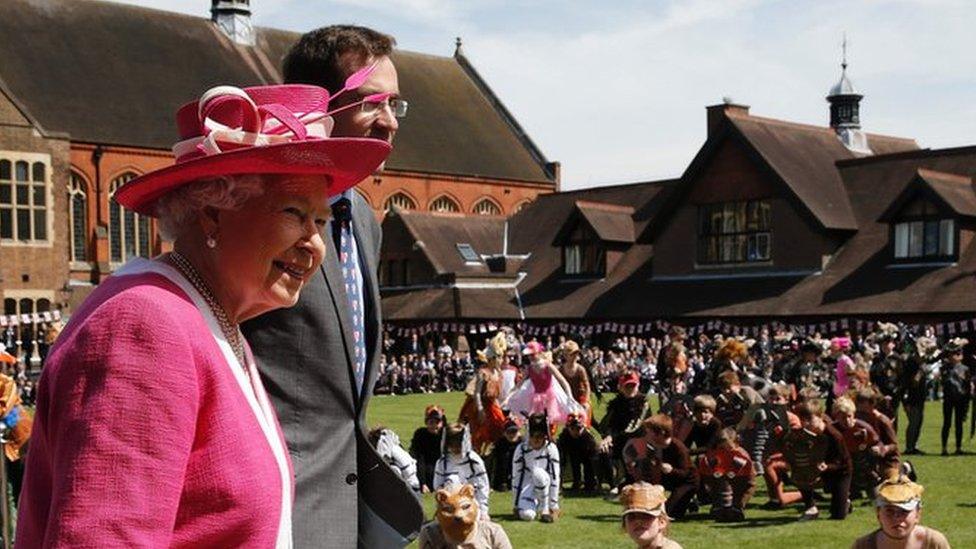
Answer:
[{"left": 459, "top": 332, "right": 511, "bottom": 454}]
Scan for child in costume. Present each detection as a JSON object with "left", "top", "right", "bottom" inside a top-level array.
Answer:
[
  {"left": 459, "top": 332, "right": 510, "bottom": 453},
  {"left": 783, "top": 400, "right": 852, "bottom": 521},
  {"left": 418, "top": 483, "right": 513, "bottom": 549},
  {"left": 557, "top": 412, "right": 599, "bottom": 492},
  {"left": 369, "top": 426, "right": 421, "bottom": 494},
  {"left": 622, "top": 414, "right": 698, "bottom": 519},
  {"left": 504, "top": 342, "right": 582, "bottom": 429},
  {"left": 488, "top": 416, "right": 523, "bottom": 491},
  {"left": 598, "top": 371, "right": 651, "bottom": 491},
  {"left": 511, "top": 413, "right": 561, "bottom": 522},
  {"left": 411, "top": 405, "right": 446, "bottom": 492},
  {"left": 698, "top": 427, "right": 755, "bottom": 522},
  {"left": 434, "top": 423, "right": 490, "bottom": 518},
  {"left": 557, "top": 340, "right": 593, "bottom": 426},
  {"left": 851, "top": 475, "right": 950, "bottom": 549},
  {"left": 831, "top": 397, "right": 883, "bottom": 500},
  {"left": 620, "top": 482, "right": 683, "bottom": 549}
]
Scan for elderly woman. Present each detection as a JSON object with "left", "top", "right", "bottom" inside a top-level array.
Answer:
[{"left": 16, "top": 82, "right": 390, "bottom": 547}]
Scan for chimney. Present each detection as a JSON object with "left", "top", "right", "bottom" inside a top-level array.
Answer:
[
  {"left": 706, "top": 98, "right": 750, "bottom": 137},
  {"left": 211, "top": 0, "right": 254, "bottom": 46}
]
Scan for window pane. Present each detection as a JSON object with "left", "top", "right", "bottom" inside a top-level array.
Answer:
[
  {"left": 110, "top": 199, "right": 122, "bottom": 262},
  {"left": 0, "top": 183, "right": 10, "bottom": 204},
  {"left": 908, "top": 221, "right": 924, "bottom": 257},
  {"left": 0, "top": 209, "right": 11, "bottom": 239},
  {"left": 32, "top": 162, "right": 45, "bottom": 182},
  {"left": 124, "top": 209, "right": 136, "bottom": 260},
  {"left": 15, "top": 184, "right": 28, "bottom": 205},
  {"left": 923, "top": 220, "right": 939, "bottom": 256},
  {"left": 138, "top": 215, "right": 150, "bottom": 257},
  {"left": 14, "top": 161, "right": 28, "bottom": 181},
  {"left": 33, "top": 209, "right": 46, "bottom": 240},
  {"left": 0, "top": 160, "right": 10, "bottom": 180},
  {"left": 33, "top": 184, "right": 46, "bottom": 206},
  {"left": 72, "top": 193, "right": 87, "bottom": 261},
  {"left": 894, "top": 223, "right": 909, "bottom": 258},
  {"left": 16, "top": 208, "right": 30, "bottom": 240},
  {"left": 939, "top": 219, "right": 955, "bottom": 256}
]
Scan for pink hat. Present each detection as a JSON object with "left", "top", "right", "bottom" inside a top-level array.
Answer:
[
  {"left": 521, "top": 341, "right": 545, "bottom": 356},
  {"left": 114, "top": 82, "right": 391, "bottom": 216}
]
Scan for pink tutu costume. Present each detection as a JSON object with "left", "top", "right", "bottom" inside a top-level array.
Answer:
[{"left": 505, "top": 364, "right": 580, "bottom": 426}]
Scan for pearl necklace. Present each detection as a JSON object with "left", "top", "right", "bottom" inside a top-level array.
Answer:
[{"left": 168, "top": 251, "right": 249, "bottom": 373}]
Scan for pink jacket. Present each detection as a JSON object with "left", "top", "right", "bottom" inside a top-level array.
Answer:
[{"left": 17, "top": 271, "right": 293, "bottom": 548}]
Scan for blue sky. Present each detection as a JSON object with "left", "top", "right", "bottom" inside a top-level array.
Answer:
[{"left": 111, "top": 1, "right": 975, "bottom": 189}]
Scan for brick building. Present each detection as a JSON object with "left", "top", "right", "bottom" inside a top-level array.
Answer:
[
  {"left": 0, "top": 0, "right": 556, "bottom": 361},
  {"left": 380, "top": 64, "right": 976, "bottom": 337}
]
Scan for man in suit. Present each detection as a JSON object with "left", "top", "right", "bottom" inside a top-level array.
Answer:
[{"left": 242, "top": 25, "right": 423, "bottom": 548}]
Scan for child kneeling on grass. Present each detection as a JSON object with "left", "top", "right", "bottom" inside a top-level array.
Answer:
[{"left": 512, "top": 413, "right": 561, "bottom": 522}]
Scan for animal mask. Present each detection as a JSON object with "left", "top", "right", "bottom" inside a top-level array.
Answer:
[{"left": 435, "top": 484, "right": 479, "bottom": 543}]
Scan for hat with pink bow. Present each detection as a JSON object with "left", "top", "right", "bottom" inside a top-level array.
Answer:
[{"left": 115, "top": 64, "right": 393, "bottom": 215}]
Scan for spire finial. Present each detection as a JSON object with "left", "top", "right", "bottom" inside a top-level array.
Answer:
[
  {"left": 841, "top": 32, "right": 848, "bottom": 72},
  {"left": 454, "top": 36, "right": 463, "bottom": 56}
]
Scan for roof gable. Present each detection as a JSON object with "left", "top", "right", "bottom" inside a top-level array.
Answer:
[
  {"left": 879, "top": 168, "right": 976, "bottom": 221},
  {"left": 395, "top": 210, "right": 507, "bottom": 275},
  {"left": 554, "top": 200, "right": 635, "bottom": 245}
]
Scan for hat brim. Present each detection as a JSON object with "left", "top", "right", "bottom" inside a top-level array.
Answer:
[
  {"left": 623, "top": 507, "right": 665, "bottom": 517},
  {"left": 114, "top": 137, "right": 392, "bottom": 216},
  {"left": 877, "top": 498, "right": 920, "bottom": 511}
]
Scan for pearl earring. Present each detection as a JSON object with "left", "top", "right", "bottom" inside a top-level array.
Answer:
[{"left": 206, "top": 235, "right": 217, "bottom": 249}]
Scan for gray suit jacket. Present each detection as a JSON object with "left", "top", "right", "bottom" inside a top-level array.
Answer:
[{"left": 242, "top": 192, "right": 423, "bottom": 548}]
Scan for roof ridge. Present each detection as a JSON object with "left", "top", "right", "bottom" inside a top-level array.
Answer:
[
  {"left": 917, "top": 168, "right": 974, "bottom": 184},
  {"left": 837, "top": 145, "right": 976, "bottom": 167},
  {"left": 575, "top": 200, "right": 635, "bottom": 214},
  {"left": 737, "top": 113, "right": 916, "bottom": 145}
]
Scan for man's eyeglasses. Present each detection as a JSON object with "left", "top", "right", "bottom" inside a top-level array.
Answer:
[{"left": 361, "top": 97, "right": 409, "bottom": 119}]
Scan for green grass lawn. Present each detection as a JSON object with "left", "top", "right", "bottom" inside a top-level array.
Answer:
[{"left": 368, "top": 392, "right": 976, "bottom": 548}]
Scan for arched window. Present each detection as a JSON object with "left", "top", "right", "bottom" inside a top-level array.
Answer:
[
  {"left": 514, "top": 200, "right": 532, "bottom": 213},
  {"left": 0, "top": 156, "right": 50, "bottom": 242},
  {"left": 68, "top": 172, "right": 89, "bottom": 262},
  {"left": 429, "top": 195, "right": 460, "bottom": 213},
  {"left": 472, "top": 197, "right": 501, "bottom": 216},
  {"left": 109, "top": 173, "right": 151, "bottom": 263},
  {"left": 383, "top": 191, "right": 416, "bottom": 213}
]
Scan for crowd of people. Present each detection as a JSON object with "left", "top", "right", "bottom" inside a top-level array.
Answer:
[{"left": 369, "top": 322, "right": 964, "bottom": 547}]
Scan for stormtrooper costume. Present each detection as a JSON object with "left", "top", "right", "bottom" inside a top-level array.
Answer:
[
  {"left": 433, "top": 424, "right": 490, "bottom": 516},
  {"left": 374, "top": 428, "right": 421, "bottom": 493},
  {"left": 511, "top": 415, "right": 561, "bottom": 521}
]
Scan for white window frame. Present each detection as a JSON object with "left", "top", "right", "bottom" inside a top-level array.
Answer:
[{"left": 0, "top": 152, "right": 53, "bottom": 248}]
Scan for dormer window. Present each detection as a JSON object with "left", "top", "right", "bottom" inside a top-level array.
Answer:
[
  {"left": 892, "top": 216, "right": 956, "bottom": 261},
  {"left": 697, "top": 200, "right": 771, "bottom": 265},
  {"left": 563, "top": 223, "right": 605, "bottom": 277},
  {"left": 880, "top": 169, "right": 973, "bottom": 264}
]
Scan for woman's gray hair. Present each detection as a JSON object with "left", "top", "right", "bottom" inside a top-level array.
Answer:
[{"left": 155, "top": 175, "right": 266, "bottom": 241}]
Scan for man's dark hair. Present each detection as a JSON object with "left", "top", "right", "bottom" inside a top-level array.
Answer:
[{"left": 283, "top": 25, "right": 396, "bottom": 94}]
